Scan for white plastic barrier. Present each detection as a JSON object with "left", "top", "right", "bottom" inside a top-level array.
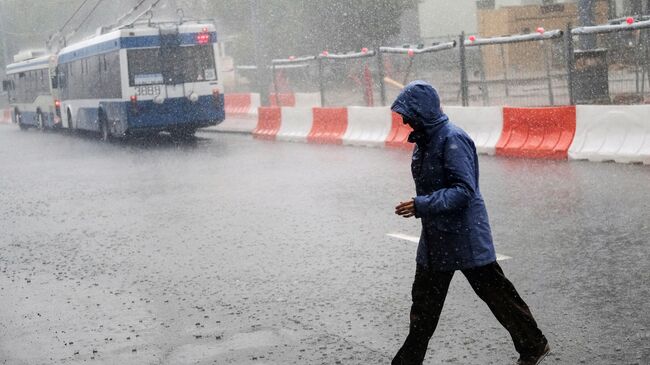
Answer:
[
  {"left": 444, "top": 106, "right": 503, "bottom": 155},
  {"left": 248, "top": 93, "right": 261, "bottom": 114},
  {"left": 570, "top": 105, "right": 650, "bottom": 164},
  {"left": 276, "top": 107, "right": 314, "bottom": 142},
  {"left": 343, "top": 106, "right": 393, "bottom": 147},
  {"left": 295, "top": 93, "right": 322, "bottom": 107},
  {"left": 214, "top": 117, "right": 258, "bottom": 133}
]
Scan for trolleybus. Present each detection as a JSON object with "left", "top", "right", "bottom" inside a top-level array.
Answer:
[
  {"left": 3, "top": 50, "right": 58, "bottom": 130},
  {"left": 54, "top": 21, "right": 225, "bottom": 140}
]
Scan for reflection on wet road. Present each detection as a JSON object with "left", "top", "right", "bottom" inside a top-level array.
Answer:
[{"left": 1, "top": 125, "right": 649, "bottom": 364}]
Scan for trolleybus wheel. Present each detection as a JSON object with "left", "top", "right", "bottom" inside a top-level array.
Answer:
[
  {"left": 67, "top": 110, "right": 75, "bottom": 133},
  {"left": 99, "top": 111, "right": 111, "bottom": 142},
  {"left": 36, "top": 111, "right": 44, "bottom": 131},
  {"left": 16, "top": 111, "right": 28, "bottom": 131}
]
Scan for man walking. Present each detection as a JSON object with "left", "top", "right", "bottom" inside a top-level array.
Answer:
[{"left": 391, "top": 81, "right": 549, "bottom": 365}]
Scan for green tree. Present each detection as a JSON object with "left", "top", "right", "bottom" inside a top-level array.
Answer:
[
  {"left": 207, "top": 0, "right": 415, "bottom": 64},
  {"left": 305, "top": 0, "right": 415, "bottom": 52}
]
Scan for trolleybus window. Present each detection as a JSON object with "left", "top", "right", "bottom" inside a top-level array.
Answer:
[
  {"left": 183, "top": 45, "right": 217, "bottom": 82},
  {"left": 127, "top": 45, "right": 216, "bottom": 86},
  {"left": 128, "top": 48, "right": 163, "bottom": 86}
]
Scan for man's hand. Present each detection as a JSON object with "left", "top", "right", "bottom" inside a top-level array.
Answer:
[{"left": 395, "top": 199, "right": 416, "bottom": 218}]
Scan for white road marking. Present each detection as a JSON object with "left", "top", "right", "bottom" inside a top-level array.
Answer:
[
  {"left": 387, "top": 233, "right": 512, "bottom": 261},
  {"left": 387, "top": 232, "right": 419, "bottom": 243}
]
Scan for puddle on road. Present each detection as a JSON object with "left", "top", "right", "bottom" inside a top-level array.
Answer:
[{"left": 165, "top": 327, "right": 304, "bottom": 364}]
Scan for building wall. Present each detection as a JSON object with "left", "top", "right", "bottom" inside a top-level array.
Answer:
[
  {"left": 417, "top": 1, "right": 479, "bottom": 40},
  {"left": 477, "top": 1, "right": 610, "bottom": 77},
  {"left": 418, "top": 0, "right": 625, "bottom": 41}
]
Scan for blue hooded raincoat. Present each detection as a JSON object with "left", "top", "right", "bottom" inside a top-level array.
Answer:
[{"left": 392, "top": 81, "right": 496, "bottom": 271}]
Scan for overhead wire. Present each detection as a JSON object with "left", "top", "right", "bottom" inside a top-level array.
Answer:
[
  {"left": 47, "top": 0, "right": 168, "bottom": 50},
  {"left": 127, "top": 0, "right": 165, "bottom": 26},
  {"left": 47, "top": 0, "right": 93, "bottom": 48},
  {"left": 107, "top": 0, "right": 150, "bottom": 30},
  {"left": 58, "top": 0, "right": 93, "bottom": 34},
  {"left": 71, "top": 0, "right": 108, "bottom": 34}
]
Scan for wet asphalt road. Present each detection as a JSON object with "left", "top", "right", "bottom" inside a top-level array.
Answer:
[{"left": 0, "top": 125, "right": 649, "bottom": 365}]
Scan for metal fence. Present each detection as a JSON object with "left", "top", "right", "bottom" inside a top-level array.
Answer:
[
  {"left": 570, "top": 18, "right": 650, "bottom": 104},
  {"left": 379, "top": 41, "right": 461, "bottom": 106},
  {"left": 317, "top": 50, "right": 377, "bottom": 107},
  {"left": 230, "top": 65, "right": 260, "bottom": 93},
  {"left": 270, "top": 56, "right": 320, "bottom": 106},
  {"left": 240, "top": 18, "right": 650, "bottom": 107},
  {"left": 463, "top": 30, "right": 569, "bottom": 107}
]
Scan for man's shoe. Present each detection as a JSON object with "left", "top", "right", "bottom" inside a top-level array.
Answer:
[{"left": 516, "top": 343, "right": 550, "bottom": 365}]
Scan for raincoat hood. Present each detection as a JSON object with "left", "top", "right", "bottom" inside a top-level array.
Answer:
[{"left": 391, "top": 80, "right": 449, "bottom": 136}]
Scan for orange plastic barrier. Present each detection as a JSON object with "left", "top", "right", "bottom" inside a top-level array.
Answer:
[
  {"left": 253, "top": 107, "right": 281, "bottom": 140},
  {"left": 0, "top": 108, "right": 12, "bottom": 124},
  {"left": 496, "top": 106, "right": 576, "bottom": 160},
  {"left": 307, "top": 108, "right": 348, "bottom": 144},
  {"left": 385, "top": 112, "right": 413, "bottom": 148},
  {"left": 270, "top": 93, "right": 296, "bottom": 107},
  {"left": 224, "top": 94, "right": 253, "bottom": 116}
]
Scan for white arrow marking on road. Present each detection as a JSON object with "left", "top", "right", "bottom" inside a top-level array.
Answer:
[{"left": 387, "top": 233, "right": 512, "bottom": 261}]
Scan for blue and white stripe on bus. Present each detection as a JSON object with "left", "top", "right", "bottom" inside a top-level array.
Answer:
[
  {"left": 58, "top": 32, "right": 218, "bottom": 64},
  {"left": 6, "top": 59, "right": 51, "bottom": 74}
]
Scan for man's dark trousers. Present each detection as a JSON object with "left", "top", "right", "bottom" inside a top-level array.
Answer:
[{"left": 392, "top": 262, "right": 547, "bottom": 365}]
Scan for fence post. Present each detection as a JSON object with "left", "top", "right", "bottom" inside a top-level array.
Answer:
[
  {"left": 271, "top": 64, "right": 279, "bottom": 106},
  {"left": 645, "top": 29, "right": 650, "bottom": 97},
  {"left": 635, "top": 41, "right": 640, "bottom": 95},
  {"left": 402, "top": 55, "right": 415, "bottom": 86},
  {"left": 233, "top": 67, "right": 239, "bottom": 92},
  {"left": 479, "top": 57, "right": 489, "bottom": 105},
  {"left": 636, "top": 29, "right": 645, "bottom": 98},
  {"left": 543, "top": 41, "right": 555, "bottom": 106},
  {"left": 564, "top": 23, "right": 576, "bottom": 105},
  {"left": 318, "top": 57, "right": 326, "bottom": 107},
  {"left": 642, "top": 29, "right": 647, "bottom": 97},
  {"left": 377, "top": 49, "right": 387, "bottom": 106},
  {"left": 499, "top": 44, "right": 510, "bottom": 97},
  {"left": 460, "top": 32, "right": 469, "bottom": 106}
]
